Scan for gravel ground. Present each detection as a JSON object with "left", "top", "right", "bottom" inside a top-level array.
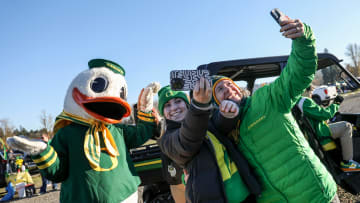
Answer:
[
  {"left": 10, "top": 187, "right": 144, "bottom": 203},
  {"left": 339, "top": 91, "right": 360, "bottom": 113},
  {"left": 337, "top": 186, "right": 360, "bottom": 203},
  {"left": 9, "top": 190, "right": 60, "bottom": 203},
  {"left": 6, "top": 186, "right": 360, "bottom": 203}
]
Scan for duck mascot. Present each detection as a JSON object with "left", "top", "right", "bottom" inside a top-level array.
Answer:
[{"left": 7, "top": 59, "right": 161, "bottom": 203}]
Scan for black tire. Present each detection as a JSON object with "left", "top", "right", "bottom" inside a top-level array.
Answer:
[{"left": 354, "top": 136, "right": 360, "bottom": 161}]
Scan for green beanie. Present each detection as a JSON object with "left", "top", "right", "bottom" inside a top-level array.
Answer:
[{"left": 157, "top": 85, "right": 190, "bottom": 116}]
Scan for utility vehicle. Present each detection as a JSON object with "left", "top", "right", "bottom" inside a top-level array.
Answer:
[{"left": 130, "top": 53, "right": 360, "bottom": 202}]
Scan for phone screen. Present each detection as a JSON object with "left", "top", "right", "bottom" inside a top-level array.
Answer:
[
  {"left": 170, "top": 70, "right": 211, "bottom": 91},
  {"left": 270, "top": 8, "right": 285, "bottom": 25}
]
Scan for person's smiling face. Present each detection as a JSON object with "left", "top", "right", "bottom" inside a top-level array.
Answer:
[
  {"left": 163, "top": 98, "right": 188, "bottom": 122},
  {"left": 214, "top": 79, "right": 243, "bottom": 103}
]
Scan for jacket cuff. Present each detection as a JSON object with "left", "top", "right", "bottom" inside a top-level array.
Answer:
[
  {"left": 293, "top": 23, "right": 315, "bottom": 45},
  {"left": 32, "top": 145, "right": 58, "bottom": 170},
  {"left": 191, "top": 99, "right": 213, "bottom": 111},
  {"left": 137, "top": 111, "right": 156, "bottom": 123}
]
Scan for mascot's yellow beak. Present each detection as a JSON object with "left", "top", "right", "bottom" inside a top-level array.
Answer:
[{"left": 72, "top": 88, "right": 131, "bottom": 124}]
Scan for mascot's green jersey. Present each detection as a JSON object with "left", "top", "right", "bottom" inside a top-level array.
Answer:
[{"left": 33, "top": 117, "right": 156, "bottom": 203}]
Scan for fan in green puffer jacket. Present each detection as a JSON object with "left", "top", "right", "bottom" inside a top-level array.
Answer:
[
  {"left": 297, "top": 85, "right": 360, "bottom": 172},
  {"left": 212, "top": 17, "right": 338, "bottom": 202}
]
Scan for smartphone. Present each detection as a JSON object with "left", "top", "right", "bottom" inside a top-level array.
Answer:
[
  {"left": 170, "top": 69, "right": 211, "bottom": 91},
  {"left": 270, "top": 8, "right": 286, "bottom": 25}
]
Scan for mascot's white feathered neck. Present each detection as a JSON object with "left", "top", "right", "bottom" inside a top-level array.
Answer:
[{"left": 63, "top": 60, "right": 131, "bottom": 124}]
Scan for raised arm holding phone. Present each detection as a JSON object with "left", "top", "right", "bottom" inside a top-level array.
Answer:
[{"left": 210, "top": 9, "right": 339, "bottom": 203}]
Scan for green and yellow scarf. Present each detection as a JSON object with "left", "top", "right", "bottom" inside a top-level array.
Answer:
[{"left": 54, "top": 111, "right": 119, "bottom": 171}]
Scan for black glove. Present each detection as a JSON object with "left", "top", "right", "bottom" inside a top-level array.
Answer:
[{"left": 334, "top": 95, "right": 344, "bottom": 105}]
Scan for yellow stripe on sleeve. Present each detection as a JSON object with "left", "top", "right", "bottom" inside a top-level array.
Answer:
[
  {"left": 137, "top": 111, "right": 154, "bottom": 117},
  {"left": 37, "top": 152, "right": 58, "bottom": 170},
  {"left": 33, "top": 147, "right": 55, "bottom": 163},
  {"left": 137, "top": 115, "right": 155, "bottom": 122}
]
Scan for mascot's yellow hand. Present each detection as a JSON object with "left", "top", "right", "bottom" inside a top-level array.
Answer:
[{"left": 138, "top": 82, "right": 161, "bottom": 113}]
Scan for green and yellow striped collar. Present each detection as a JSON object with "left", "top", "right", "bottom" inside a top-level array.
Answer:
[{"left": 54, "top": 111, "right": 119, "bottom": 171}]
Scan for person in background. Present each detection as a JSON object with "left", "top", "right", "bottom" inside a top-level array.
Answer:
[
  {"left": 5, "top": 164, "right": 35, "bottom": 198},
  {"left": 297, "top": 85, "right": 360, "bottom": 171},
  {"left": 15, "top": 156, "right": 23, "bottom": 172},
  {"left": 7, "top": 149, "right": 16, "bottom": 173},
  {"left": 39, "top": 133, "right": 58, "bottom": 194},
  {"left": 211, "top": 15, "right": 339, "bottom": 202},
  {"left": 0, "top": 181, "right": 14, "bottom": 202}
]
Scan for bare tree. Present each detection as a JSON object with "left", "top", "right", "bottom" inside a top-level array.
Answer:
[
  {"left": 0, "top": 119, "right": 14, "bottom": 147},
  {"left": 313, "top": 71, "right": 324, "bottom": 86},
  {"left": 346, "top": 64, "right": 358, "bottom": 77},
  {"left": 345, "top": 43, "right": 360, "bottom": 76},
  {"left": 40, "top": 110, "right": 54, "bottom": 137}
]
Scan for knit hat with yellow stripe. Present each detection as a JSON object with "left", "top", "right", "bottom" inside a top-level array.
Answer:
[
  {"left": 88, "top": 59, "right": 125, "bottom": 76},
  {"left": 211, "top": 75, "right": 243, "bottom": 106}
]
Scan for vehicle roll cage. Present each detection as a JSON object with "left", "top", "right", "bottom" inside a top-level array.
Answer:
[{"left": 197, "top": 53, "right": 360, "bottom": 93}]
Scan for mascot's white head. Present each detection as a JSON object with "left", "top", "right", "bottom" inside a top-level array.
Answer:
[{"left": 63, "top": 59, "right": 131, "bottom": 124}]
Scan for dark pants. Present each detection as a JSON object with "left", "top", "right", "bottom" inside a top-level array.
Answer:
[
  {"left": 40, "top": 174, "right": 48, "bottom": 193},
  {"left": 40, "top": 173, "right": 58, "bottom": 193}
]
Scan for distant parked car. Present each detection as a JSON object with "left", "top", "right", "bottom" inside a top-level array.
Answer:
[
  {"left": 336, "top": 81, "right": 349, "bottom": 93},
  {"left": 312, "top": 85, "right": 337, "bottom": 106},
  {"left": 22, "top": 154, "right": 39, "bottom": 175}
]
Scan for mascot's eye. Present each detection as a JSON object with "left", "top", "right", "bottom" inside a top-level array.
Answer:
[
  {"left": 120, "top": 87, "right": 126, "bottom": 99},
  {"left": 90, "top": 77, "right": 108, "bottom": 93}
]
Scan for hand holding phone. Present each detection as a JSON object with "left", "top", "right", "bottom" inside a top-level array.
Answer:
[
  {"left": 271, "top": 8, "right": 304, "bottom": 39},
  {"left": 170, "top": 69, "right": 212, "bottom": 91},
  {"left": 193, "top": 77, "right": 212, "bottom": 104},
  {"left": 270, "top": 8, "right": 287, "bottom": 25}
]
